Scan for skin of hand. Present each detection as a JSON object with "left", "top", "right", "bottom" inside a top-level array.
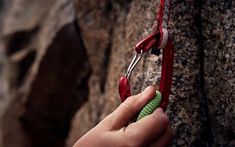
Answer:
[{"left": 73, "top": 86, "right": 173, "bottom": 147}]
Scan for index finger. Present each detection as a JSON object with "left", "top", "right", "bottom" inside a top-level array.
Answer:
[{"left": 102, "top": 86, "right": 156, "bottom": 130}]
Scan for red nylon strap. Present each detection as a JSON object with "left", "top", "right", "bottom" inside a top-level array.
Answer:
[
  {"left": 159, "top": 37, "right": 174, "bottom": 110},
  {"left": 155, "top": 0, "right": 165, "bottom": 33}
]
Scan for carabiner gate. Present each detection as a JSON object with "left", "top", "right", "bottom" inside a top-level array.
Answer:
[
  {"left": 125, "top": 50, "right": 143, "bottom": 78},
  {"left": 119, "top": 50, "right": 143, "bottom": 102}
]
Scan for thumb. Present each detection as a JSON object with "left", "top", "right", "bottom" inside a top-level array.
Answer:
[{"left": 103, "top": 86, "right": 156, "bottom": 130}]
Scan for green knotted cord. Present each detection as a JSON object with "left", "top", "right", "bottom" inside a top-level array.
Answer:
[{"left": 136, "top": 91, "right": 162, "bottom": 121}]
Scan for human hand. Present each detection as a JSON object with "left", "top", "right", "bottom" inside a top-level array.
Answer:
[{"left": 73, "top": 86, "right": 173, "bottom": 147}]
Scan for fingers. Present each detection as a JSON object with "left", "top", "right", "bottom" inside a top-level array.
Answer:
[
  {"left": 149, "top": 126, "right": 174, "bottom": 147},
  {"left": 102, "top": 86, "right": 156, "bottom": 130},
  {"left": 123, "top": 108, "right": 169, "bottom": 146}
]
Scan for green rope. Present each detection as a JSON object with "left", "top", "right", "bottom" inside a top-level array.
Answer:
[{"left": 136, "top": 91, "right": 162, "bottom": 121}]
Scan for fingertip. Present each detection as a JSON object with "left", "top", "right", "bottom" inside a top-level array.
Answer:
[
  {"left": 127, "top": 85, "right": 156, "bottom": 111},
  {"left": 142, "top": 86, "right": 156, "bottom": 95},
  {"left": 107, "top": 86, "right": 158, "bottom": 130},
  {"left": 139, "top": 86, "right": 156, "bottom": 103},
  {"left": 152, "top": 108, "right": 169, "bottom": 128},
  {"left": 154, "top": 108, "right": 164, "bottom": 114}
]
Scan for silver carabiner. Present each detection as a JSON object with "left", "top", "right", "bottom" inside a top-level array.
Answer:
[{"left": 125, "top": 50, "right": 143, "bottom": 78}]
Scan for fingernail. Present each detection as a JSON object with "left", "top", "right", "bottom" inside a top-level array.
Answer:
[
  {"left": 142, "top": 87, "right": 150, "bottom": 93},
  {"left": 153, "top": 84, "right": 158, "bottom": 89},
  {"left": 142, "top": 86, "right": 155, "bottom": 93}
]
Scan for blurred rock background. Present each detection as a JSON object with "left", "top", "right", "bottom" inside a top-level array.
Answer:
[{"left": 0, "top": 0, "right": 234, "bottom": 147}]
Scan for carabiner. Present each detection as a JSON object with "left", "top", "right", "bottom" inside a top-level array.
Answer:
[
  {"left": 119, "top": 50, "right": 143, "bottom": 102},
  {"left": 118, "top": 36, "right": 174, "bottom": 111},
  {"left": 118, "top": 0, "right": 174, "bottom": 113},
  {"left": 119, "top": 33, "right": 160, "bottom": 102}
]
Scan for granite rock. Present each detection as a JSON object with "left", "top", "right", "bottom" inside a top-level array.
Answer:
[
  {"left": 202, "top": 0, "right": 235, "bottom": 146},
  {"left": 0, "top": 0, "right": 234, "bottom": 147},
  {"left": 0, "top": 0, "right": 90, "bottom": 147}
]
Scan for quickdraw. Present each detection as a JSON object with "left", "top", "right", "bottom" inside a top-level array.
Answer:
[{"left": 118, "top": 0, "right": 174, "bottom": 115}]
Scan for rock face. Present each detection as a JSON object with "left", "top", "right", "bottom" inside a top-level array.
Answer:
[
  {"left": 0, "top": 0, "right": 90, "bottom": 147},
  {"left": 0, "top": 0, "right": 234, "bottom": 147},
  {"left": 202, "top": 1, "right": 235, "bottom": 146}
]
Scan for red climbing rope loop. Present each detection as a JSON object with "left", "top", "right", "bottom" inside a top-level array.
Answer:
[{"left": 118, "top": 0, "right": 174, "bottom": 111}]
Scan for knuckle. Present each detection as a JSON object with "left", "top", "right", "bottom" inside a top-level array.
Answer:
[
  {"left": 122, "top": 97, "right": 137, "bottom": 113},
  {"left": 124, "top": 129, "right": 142, "bottom": 147},
  {"left": 125, "top": 141, "right": 140, "bottom": 147},
  {"left": 125, "top": 95, "right": 138, "bottom": 105}
]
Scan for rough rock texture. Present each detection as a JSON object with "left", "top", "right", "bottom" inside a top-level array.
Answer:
[
  {"left": 67, "top": 1, "right": 209, "bottom": 147},
  {"left": 0, "top": 43, "right": 7, "bottom": 147},
  {"left": 0, "top": 0, "right": 90, "bottom": 147},
  {"left": 0, "top": 0, "right": 234, "bottom": 147},
  {"left": 202, "top": 0, "right": 235, "bottom": 146}
]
